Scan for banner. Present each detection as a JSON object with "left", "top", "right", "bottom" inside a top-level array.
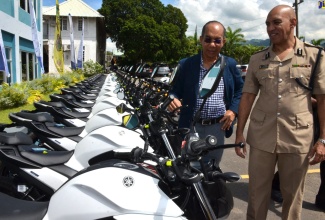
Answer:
[
  {"left": 53, "top": 0, "right": 64, "bottom": 73},
  {"left": 0, "top": 29, "right": 9, "bottom": 77},
  {"left": 77, "top": 17, "right": 84, "bottom": 69},
  {"left": 68, "top": 13, "right": 76, "bottom": 70},
  {"left": 28, "top": 0, "right": 44, "bottom": 74}
]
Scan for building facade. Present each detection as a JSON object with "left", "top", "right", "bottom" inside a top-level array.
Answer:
[
  {"left": 0, "top": 0, "right": 43, "bottom": 84},
  {"left": 42, "top": 0, "right": 106, "bottom": 74}
]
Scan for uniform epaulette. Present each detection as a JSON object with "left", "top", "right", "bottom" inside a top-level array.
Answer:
[{"left": 253, "top": 46, "right": 269, "bottom": 55}]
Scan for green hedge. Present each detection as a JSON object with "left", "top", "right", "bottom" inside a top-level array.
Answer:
[{"left": 0, "top": 60, "right": 104, "bottom": 110}]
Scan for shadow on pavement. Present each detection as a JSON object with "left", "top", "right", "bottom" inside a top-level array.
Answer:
[
  {"left": 302, "top": 200, "right": 322, "bottom": 212},
  {"left": 228, "top": 181, "right": 285, "bottom": 218}
]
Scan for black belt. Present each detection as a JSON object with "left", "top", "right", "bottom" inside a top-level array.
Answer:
[{"left": 198, "top": 116, "right": 223, "bottom": 125}]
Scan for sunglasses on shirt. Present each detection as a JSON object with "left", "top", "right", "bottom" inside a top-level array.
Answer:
[{"left": 204, "top": 38, "right": 222, "bottom": 44}]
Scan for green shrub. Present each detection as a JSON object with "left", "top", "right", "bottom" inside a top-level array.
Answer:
[
  {"left": 83, "top": 60, "right": 104, "bottom": 77},
  {"left": 27, "top": 89, "right": 44, "bottom": 104},
  {"left": 0, "top": 83, "right": 28, "bottom": 109},
  {"left": 59, "top": 71, "right": 85, "bottom": 85},
  {"left": 0, "top": 70, "right": 87, "bottom": 109}
]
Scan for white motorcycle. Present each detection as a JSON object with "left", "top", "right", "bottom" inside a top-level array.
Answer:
[{"left": 0, "top": 127, "right": 243, "bottom": 220}]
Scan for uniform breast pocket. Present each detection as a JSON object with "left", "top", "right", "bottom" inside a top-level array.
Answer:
[
  {"left": 250, "top": 108, "right": 266, "bottom": 126},
  {"left": 256, "top": 68, "right": 275, "bottom": 94},
  {"left": 289, "top": 67, "right": 311, "bottom": 93}
]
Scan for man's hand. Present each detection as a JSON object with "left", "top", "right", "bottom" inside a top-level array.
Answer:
[
  {"left": 220, "top": 110, "right": 236, "bottom": 130},
  {"left": 167, "top": 98, "right": 182, "bottom": 112},
  {"left": 235, "top": 134, "right": 247, "bottom": 159},
  {"left": 308, "top": 141, "right": 325, "bottom": 165}
]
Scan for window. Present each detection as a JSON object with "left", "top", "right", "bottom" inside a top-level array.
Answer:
[
  {"left": 21, "top": 51, "right": 36, "bottom": 82},
  {"left": 78, "top": 18, "right": 83, "bottom": 31},
  {"left": 5, "top": 47, "right": 12, "bottom": 80},
  {"left": 20, "top": 0, "right": 36, "bottom": 13},
  {"left": 0, "top": 71, "right": 4, "bottom": 84},
  {"left": 0, "top": 47, "right": 12, "bottom": 84},
  {"left": 77, "top": 46, "right": 85, "bottom": 61},
  {"left": 61, "top": 18, "right": 68, "bottom": 31},
  {"left": 20, "top": 0, "right": 27, "bottom": 10},
  {"left": 83, "top": 46, "right": 85, "bottom": 61},
  {"left": 78, "top": 18, "right": 87, "bottom": 31}
]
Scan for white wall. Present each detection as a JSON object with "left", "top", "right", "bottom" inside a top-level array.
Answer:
[
  {"left": 45, "top": 16, "right": 98, "bottom": 73},
  {"left": 0, "top": 0, "right": 43, "bottom": 83}
]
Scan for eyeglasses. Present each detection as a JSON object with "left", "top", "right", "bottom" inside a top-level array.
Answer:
[{"left": 204, "top": 38, "right": 222, "bottom": 44}]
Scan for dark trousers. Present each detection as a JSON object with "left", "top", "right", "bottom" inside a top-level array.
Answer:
[{"left": 316, "top": 161, "right": 325, "bottom": 203}]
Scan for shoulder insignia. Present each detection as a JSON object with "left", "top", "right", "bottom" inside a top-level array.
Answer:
[{"left": 297, "top": 48, "right": 303, "bottom": 56}]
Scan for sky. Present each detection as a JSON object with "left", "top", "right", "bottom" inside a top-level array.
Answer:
[{"left": 43, "top": 0, "right": 325, "bottom": 52}]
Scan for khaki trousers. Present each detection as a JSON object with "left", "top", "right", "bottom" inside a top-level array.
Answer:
[{"left": 247, "top": 147, "right": 309, "bottom": 220}]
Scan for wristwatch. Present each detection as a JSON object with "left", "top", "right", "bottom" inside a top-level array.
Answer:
[{"left": 318, "top": 138, "right": 325, "bottom": 145}]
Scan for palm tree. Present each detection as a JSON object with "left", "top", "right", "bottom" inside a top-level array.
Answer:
[
  {"left": 223, "top": 27, "right": 246, "bottom": 58},
  {"left": 311, "top": 38, "right": 325, "bottom": 46}
]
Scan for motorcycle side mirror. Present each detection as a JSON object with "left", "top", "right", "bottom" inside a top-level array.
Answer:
[
  {"left": 169, "top": 64, "right": 180, "bottom": 86},
  {"left": 199, "top": 56, "right": 225, "bottom": 99},
  {"left": 113, "top": 88, "right": 120, "bottom": 94},
  {"left": 116, "top": 103, "right": 127, "bottom": 113},
  {"left": 117, "top": 91, "right": 125, "bottom": 100},
  {"left": 150, "top": 66, "right": 159, "bottom": 78},
  {"left": 122, "top": 114, "right": 139, "bottom": 129}
]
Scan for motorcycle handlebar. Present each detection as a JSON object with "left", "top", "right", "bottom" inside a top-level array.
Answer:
[
  {"left": 188, "top": 135, "right": 245, "bottom": 156},
  {"left": 190, "top": 139, "right": 207, "bottom": 154},
  {"left": 160, "top": 94, "right": 175, "bottom": 111},
  {"left": 113, "top": 148, "right": 160, "bottom": 164},
  {"left": 113, "top": 151, "right": 133, "bottom": 160},
  {"left": 209, "top": 142, "right": 245, "bottom": 150}
]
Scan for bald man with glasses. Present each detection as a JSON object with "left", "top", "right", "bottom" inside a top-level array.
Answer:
[{"left": 235, "top": 5, "right": 325, "bottom": 219}]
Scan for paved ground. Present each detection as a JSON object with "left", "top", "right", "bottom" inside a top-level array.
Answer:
[{"left": 221, "top": 123, "right": 325, "bottom": 219}]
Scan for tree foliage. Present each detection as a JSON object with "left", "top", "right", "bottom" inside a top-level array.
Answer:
[
  {"left": 99, "top": 1, "right": 280, "bottom": 65},
  {"left": 221, "top": 27, "right": 265, "bottom": 64},
  {"left": 222, "top": 27, "right": 245, "bottom": 57},
  {"left": 99, "top": 0, "right": 188, "bottom": 63},
  {"left": 311, "top": 38, "right": 325, "bottom": 46}
]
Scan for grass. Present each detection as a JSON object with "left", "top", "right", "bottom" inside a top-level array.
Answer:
[{"left": 0, "top": 94, "right": 52, "bottom": 124}]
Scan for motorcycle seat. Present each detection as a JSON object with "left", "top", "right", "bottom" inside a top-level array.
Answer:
[
  {"left": 16, "top": 112, "right": 54, "bottom": 123},
  {"left": 71, "top": 100, "right": 94, "bottom": 108},
  {"left": 37, "top": 100, "right": 66, "bottom": 108},
  {"left": 46, "top": 126, "right": 84, "bottom": 137},
  {"left": 0, "top": 132, "right": 33, "bottom": 145},
  {"left": 61, "top": 108, "right": 90, "bottom": 118},
  {"left": 18, "top": 145, "right": 74, "bottom": 166},
  {"left": 0, "top": 192, "right": 48, "bottom": 220},
  {"left": 50, "top": 94, "right": 94, "bottom": 108},
  {"left": 62, "top": 89, "right": 98, "bottom": 100}
]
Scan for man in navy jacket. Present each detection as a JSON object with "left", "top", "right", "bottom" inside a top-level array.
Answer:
[{"left": 168, "top": 21, "right": 243, "bottom": 167}]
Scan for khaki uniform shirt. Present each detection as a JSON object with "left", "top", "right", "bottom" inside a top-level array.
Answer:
[{"left": 243, "top": 38, "right": 325, "bottom": 153}]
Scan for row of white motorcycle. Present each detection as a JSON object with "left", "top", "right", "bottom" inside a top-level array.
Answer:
[{"left": 0, "top": 57, "right": 243, "bottom": 220}]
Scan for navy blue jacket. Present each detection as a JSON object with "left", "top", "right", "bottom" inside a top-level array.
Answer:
[{"left": 170, "top": 53, "right": 244, "bottom": 137}]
